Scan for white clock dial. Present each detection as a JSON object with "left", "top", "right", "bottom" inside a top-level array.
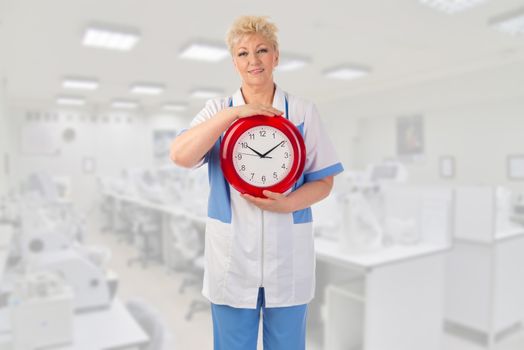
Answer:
[{"left": 232, "top": 125, "right": 294, "bottom": 187}]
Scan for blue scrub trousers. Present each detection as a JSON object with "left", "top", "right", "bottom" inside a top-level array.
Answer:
[{"left": 211, "top": 288, "right": 308, "bottom": 350}]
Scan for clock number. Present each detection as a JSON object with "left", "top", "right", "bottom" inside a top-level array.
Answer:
[
  {"left": 241, "top": 142, "right": 248, "bottom": 149},
  {"left": 280, "top": 141, "right": 286, "bottom": 147},
  {"left": 259, "top": 130, "right": 266, "bottom": 137},
  {"left": 237, "top": 153, "right": 242, "bottom": 160},
  {"left": 249, "top": 133, "right": 255, "bottom": 140},
  {"left": 284, "top": 152, "right": 289, "bottom": 159},
  {"left": 273, "top": 172, "right": 278, "bottom": 179},
  {"left": 250, "top": 173, "right": 255, "bottom": 180},
  {"left": 281, "top": 163, "right": 286, "bottom": 169},
  {"left": 272, "top": 132, "right": 276, "bottom": 139},
  {"left": 240, "top": 165, "right": 246, "bottom": 171},
  {"left": 261, "top": 175, "right": 266, "bottom": 183}
]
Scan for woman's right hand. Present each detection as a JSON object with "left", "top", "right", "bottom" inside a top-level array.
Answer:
[{"left": 232, "top": 104, "right": 283, "bottom": 119}]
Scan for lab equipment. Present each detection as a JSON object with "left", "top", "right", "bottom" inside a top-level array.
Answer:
[
  {"left": 329, "top": 160, "right": 408, "bottom": 252},
  {"left": 9, "top": 271, "right": 74, "bottom": 350},
  {"left": 29, "top": 246, "right": 117, "bottom": 312},
  {"left": 339, "top": 192, "right": 383, "bottom": 253}
]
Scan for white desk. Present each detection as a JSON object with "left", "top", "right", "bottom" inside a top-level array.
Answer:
[
  {"left": 315, "top": 237, "right": 449, "bottom": 271},
  {"left": 316, "top": 236, "right": 449, "bottom": 350},
  {"left": 104, "top": 191, "right": 206, "bottom": 224},
  {"left": 103, "top": 190, "right": 206, "bottom": 270},
  {"left": 0, "top": 299, "right": 149, "bottom": 350}
]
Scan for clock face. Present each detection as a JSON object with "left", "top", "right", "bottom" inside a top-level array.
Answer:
[
  {"left": 232, "top": 126, "right": 293, "bottom": 187},
  {"left": 220, "top": 115, "right": 305, "bottom": 198}
]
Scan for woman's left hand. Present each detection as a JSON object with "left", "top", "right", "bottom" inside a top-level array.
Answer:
[{"left": 242, "top": 190, "right": 291, "bottom": 213}]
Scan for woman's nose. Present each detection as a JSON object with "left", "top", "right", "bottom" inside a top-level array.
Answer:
[{"left": 249, "top": 54, "right": 261, "bottom": 65}]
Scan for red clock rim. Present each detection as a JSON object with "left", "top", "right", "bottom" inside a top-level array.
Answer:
[{"left": 220, "top": 115, "right": 306, "bottom": 198}]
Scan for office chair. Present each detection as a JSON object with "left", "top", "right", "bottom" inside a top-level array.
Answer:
[
  {"left": 127, "top": 207, "right": 163, "bottom": 268},
  {"left": 125, "top": 299, "right": 173, "bottom": 350}
]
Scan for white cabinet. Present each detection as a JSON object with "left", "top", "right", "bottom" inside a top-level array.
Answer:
[
  {"left": 445, "top": 186, "right": 524, "bottom": 348},
  {"left": 317, "top": 239, "right": 448, "bottom": 350}
]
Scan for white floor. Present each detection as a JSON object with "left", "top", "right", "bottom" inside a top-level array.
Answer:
[{"left": 87, "top": 222, "right": 524, "bottom": 350}]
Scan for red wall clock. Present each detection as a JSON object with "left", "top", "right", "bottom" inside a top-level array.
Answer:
[{"left": 220, "top": 115, "right": 306, "bottom": 198}]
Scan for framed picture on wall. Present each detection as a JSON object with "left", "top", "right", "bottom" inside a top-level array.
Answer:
[
  {"left": 396, "top": 115, "right": 424, "bottom": 160},
  {"left": 439, "top": 155, "right": 455, "bottom": 179},
  {"left": 507, "top": 155, "right": 524, "bottom": 180}
]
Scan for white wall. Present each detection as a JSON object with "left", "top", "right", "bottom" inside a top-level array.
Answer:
[
  {"left": 320, "top": 60, "right": 524, "bottom": 190},
  {"left": 6, "top": 104, "right": 189, "bottom": 210},
  {"left": 0, "top": 78, "right": 8, "bottom": 194}
]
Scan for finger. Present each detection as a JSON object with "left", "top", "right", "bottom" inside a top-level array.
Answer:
[
  {"left": 242, "top": 193, "right": 263, "bottom": 205},
  {"left": 262, "top": 107, "right": 283, "bottom": 116},
  {"left": 263, "top": 190, "right": 282, "bottom": 200}
]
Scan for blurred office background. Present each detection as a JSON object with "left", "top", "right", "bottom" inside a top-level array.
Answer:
[{"left": 1, "top": 0, "right": 524, "bottom": 349}]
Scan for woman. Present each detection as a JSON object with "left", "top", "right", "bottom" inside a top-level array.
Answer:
[{"left": 170, "top": 15, "right": 343, "bottom": 350}]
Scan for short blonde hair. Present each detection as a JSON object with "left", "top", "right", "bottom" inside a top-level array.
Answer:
[{"left": 226, "top": 16, "right": 279, "bottom": 54}]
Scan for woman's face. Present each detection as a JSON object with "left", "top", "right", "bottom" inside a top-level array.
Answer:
[{"left": 232, "top": 33, "right": 279, "bottom": 88}]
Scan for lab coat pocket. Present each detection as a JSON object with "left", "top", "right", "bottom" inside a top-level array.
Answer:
[
  {"left": 293, "top": 223, "right": 315, "bottom": 282},
  {"left": 204, "top": 218, "right": 233, "bottom": 297}
]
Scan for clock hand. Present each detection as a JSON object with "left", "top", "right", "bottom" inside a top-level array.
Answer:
[
  {"left": 239, "top": 152, "right": 272, "bottom": 159},
  {"left": 246, "top": 145, "right": 265, "bottom": 158},
  {"left": 261, "top": 141, "right": 285, "bottom": 158}
]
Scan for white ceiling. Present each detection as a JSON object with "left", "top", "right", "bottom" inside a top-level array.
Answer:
[{"left": 1, "top": 0, "right": 523, "bottom": 117}]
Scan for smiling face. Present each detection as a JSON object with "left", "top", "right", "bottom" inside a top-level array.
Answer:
[{"left": 232, "top": 33, "right": 279, "bottom": 89}]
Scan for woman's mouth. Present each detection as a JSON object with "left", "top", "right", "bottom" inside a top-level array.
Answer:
[{"left": 248, "top": 68, "right": 264, "bottom": 75}]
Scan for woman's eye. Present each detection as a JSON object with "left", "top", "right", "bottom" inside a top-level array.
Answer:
[
  {"left": 238, "top": 52, "right": 248, "bottom": 57},
  {"left": 257, "top": 48, "right": 268, "bottom": 54}
]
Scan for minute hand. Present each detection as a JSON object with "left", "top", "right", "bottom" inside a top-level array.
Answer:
[{"left": 261, "top": 141, "right": 285, "bottom": 158}]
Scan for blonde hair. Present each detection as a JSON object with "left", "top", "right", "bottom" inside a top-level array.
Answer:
[{"left": 226, "top": 16, "right": 279, "bottom": 54}]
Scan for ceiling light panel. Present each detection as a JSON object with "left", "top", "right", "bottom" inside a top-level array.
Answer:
[
  {"left": 62, "top": 78, "right": 99, "bottom": 90},
  {"left": 275, "top": 56, "right": 310, "bottom": 72},
  {"left": 190, "top": 89, "right": 223, "bottom": 99},
  {"left": 324, "top": 65, "right": 370, "bottom": 80},
  {"left": 130, "top": 83, "right": 165, "bottom": 95},
  {"left": 179, "top": 42, "right": 229, "bottom": 62},
  {"left": 112, "top": 100, "right": 138, "bottom": 109},
  {"left": 56, "top": 96, "right": 86, "bottom": 106},
  {"left": 490, "top": 8, "right": 524, "bottom": 35},
  {"left": 82, "top": 24, "right": 140, "bottom": 51},
  {"left": 163, "top": 103, "right": 188, "bottom": 112},
  {"left": 418, "top": 0, "right": 488, "bottom": 14}
]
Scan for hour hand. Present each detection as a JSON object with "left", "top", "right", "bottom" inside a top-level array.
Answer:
[{"left": 246, "top": 145, "right": 265, "bottom": 158}]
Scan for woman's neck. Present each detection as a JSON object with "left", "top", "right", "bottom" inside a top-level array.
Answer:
[{"left": 241, "top": 83, "right": 275, "bottom": 105}]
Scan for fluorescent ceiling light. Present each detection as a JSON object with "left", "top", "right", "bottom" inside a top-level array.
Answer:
[
  {"left": 163, "top": 103, "right": 188, "bottom": 112},
  {"left": 190, "top": 89, "right": 223, "bottom": 99},
  {"left": 418, "top": 0, "right": 488, "bottom": 14},
  {"left": 130, "top": 83, "right": 165, "bottom": 95},
  {"left": 324, "top": 65, "right": 370, "bottom": 80},
  {"left": 275, "top": 56, "right": 310, "bottom": 72},
  {"left": 62, "top": 78, "right": 99, "bottom": 90},
  {"left": 490, "top": 7, "right": 524, "bottom": 35},
  {"left": 112, "top": 100, "right": 138, "bottom": 109},
  {"left": 56, "top": 96, "right": 86, "bottom": 106},
  {"left": 82, "top": 24, "right": 140, "bottom": 51},
  {"left": 179, "top": 42, "right": 229, "bottom": 62}
]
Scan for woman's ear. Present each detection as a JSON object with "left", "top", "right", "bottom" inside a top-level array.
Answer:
[{"left": 274, "top": 50, "right": 279, "bottom": 67}]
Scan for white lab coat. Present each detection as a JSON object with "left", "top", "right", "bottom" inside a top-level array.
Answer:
[{"left": 188, "top": 85, "right": 343, "bottom": 308}]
